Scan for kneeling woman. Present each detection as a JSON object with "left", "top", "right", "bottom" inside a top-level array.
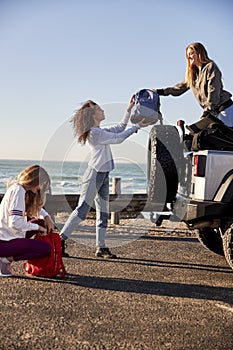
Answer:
[{"left": 0, "top": 165, "right": 54, "bottom": 277}]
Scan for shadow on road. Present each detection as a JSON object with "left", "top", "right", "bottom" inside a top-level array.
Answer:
[
  {"left": 68, "top": 254, "right": 231, "bottom": 274},
  {"left": 16, "top": 273, "right": 233, "bottom": 305}
]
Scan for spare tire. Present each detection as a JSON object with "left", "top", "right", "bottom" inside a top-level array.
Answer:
[
  {"left": 223, "top": 226, "right": 233, "bottom": 269},
  {"left": 147, "top": 125, "right": 183, "bottom": 204}
]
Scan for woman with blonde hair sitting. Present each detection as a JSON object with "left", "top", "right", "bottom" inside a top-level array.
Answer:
[{"left": 0, "top": 165, "right": 54, "bottom": 277}]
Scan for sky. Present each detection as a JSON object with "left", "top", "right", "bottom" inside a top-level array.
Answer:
[{"left": 0, "top": 0, "right": 233, "bottom": 164}]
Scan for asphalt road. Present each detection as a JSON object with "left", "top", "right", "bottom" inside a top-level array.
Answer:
[{"left": 0, "top": 223, "right": 233, "bottom": 350}]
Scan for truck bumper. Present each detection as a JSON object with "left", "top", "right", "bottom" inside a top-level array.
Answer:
[{"left": 174, "top": 195, "right": 233, "bottom": 227}]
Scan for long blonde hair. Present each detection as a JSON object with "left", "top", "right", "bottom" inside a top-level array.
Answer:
[
  {"left": 17, "top": 165, "right": 50, "bottom": 217},
  {"left": 185, "top": 42, "right": 212, "bottom": 87},
  {"left": 72, "top": 100, "right": 97, "bottom": 144}
]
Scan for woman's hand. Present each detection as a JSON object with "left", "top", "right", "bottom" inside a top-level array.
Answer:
[
  {"left": 38, "top": 226, "right": 47, "bottom": 236},
  {"left": 44, "top": 215, "right": 55, "bottom": 233},
  {"left": 127, "top": 95, "right": 135, "bottom": 112}
]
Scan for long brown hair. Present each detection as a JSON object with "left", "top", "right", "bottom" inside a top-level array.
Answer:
[
  {"left": 17, "top": 165, "right": 50, "bottom": 217},
  {"left": 185, "top": 42, "right": 212, "bottom": 87},
  {"left": 72, "top": 100, "right": 97, "bottom": 144}
]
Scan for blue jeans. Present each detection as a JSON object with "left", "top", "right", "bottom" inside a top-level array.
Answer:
[
  {"left": 60, "top": 167, "right": 109, "bottom": 247},
  {"left": 218, "top": 104, "right": 233, "bottom": 127}
]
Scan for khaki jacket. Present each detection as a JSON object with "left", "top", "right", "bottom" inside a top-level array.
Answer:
[{"left": 162, "top": 61, "right": 232, "bottom": 115}]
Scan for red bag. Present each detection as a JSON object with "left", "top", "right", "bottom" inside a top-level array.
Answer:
[{"left": 23, "top": 231, "right": 66, "bottom": 278}]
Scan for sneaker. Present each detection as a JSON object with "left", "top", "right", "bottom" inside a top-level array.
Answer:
[
  {"left": 61, "top": 239, "right": 69, "bottom": 258},
  {"left": 0, "top": 259, "right": 13, "bottom": 277},
  {"left": 95, "top": 247, "right": 117, "bottom": 259}
]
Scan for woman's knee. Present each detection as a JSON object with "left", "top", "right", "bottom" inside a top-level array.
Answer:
[
  {"left": 42, "top": 242, "right": 52, "bottom": 257},
  {"left": 35, "top": 241, "right": 52, "bottom": 258}
]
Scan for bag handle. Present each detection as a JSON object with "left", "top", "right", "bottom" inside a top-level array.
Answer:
[
  {"left": 59, "top": 262, "right": 66, "bottom": 278},
  {"left": 138, "top": 89, "right": 154, "bottom": 99}
]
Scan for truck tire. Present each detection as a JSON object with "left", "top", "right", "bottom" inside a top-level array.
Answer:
[
  {"left": 147, "top": 125, "right": 182, "bottom": 204},
  {"left": 197, "top": 228, "right": 224, "bottom": 256},
  {"left": 223, "top": 227, "right": 233, "bottom": 270}
]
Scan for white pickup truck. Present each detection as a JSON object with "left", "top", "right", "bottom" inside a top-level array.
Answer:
[{"left": 147, "top": 124, "right": 233, "bottom": 271}]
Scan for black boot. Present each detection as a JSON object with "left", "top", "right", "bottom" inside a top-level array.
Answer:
[{"left": 61, "top": 239, "right": 69, "bottom": 258}]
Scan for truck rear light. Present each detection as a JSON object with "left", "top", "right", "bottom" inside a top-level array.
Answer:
[{"left": 193, "top": 155, "right": 206, "bottom": 177}]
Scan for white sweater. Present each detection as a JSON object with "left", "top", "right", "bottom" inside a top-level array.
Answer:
[
  {"left": 88, "top": 111, "right": 140, "bottom": 172},
  {"left": 0, "top": 183, "right": 49, "bottom": 241}
]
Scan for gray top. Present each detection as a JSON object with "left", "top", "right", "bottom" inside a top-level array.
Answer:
[{"left": 161, "top": 61, "right": 232, "bottom": 116}]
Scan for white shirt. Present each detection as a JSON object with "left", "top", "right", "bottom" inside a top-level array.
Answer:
[
  {"left": 0, "top": 183, "right": 49, "bottom": 241},
  {"left": 87, "top": 111, "right": 140, "bottom": 172}
]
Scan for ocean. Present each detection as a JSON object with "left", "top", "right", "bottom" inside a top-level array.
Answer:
[{"left": 0, "top": 159, "right": 148, "bottom": 195}]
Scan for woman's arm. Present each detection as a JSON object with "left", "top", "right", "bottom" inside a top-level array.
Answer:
[
  {"left": 91, "top": 118, "right": 151, "bottom": 145},
  {"left": 8, "top": 185, "right": 39, "bottom": 233},
  {"left": 40, "top": 208, "right": 55, "bottom": 232},
  {"left": 9, "top": 212, "right": 39, "bottom": 233},
  {"left": 157, "top": 81, "right": 189, "bottom": 96},
  {"left": 204, "top": 62, "right": 222, "bottom": 113},
  {"left": 103, "top": 110, "right": 131, "bottom": 133},
  {"left": 103, "top": 100, "right": 134, "bottom": 133},
  {"left": 91, "top": 124, "right": 140, "bottom": 145}
]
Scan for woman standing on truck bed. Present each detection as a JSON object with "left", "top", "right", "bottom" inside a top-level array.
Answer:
[{"left": 155, "top": 42, "right": 233, "bottom": 127}]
